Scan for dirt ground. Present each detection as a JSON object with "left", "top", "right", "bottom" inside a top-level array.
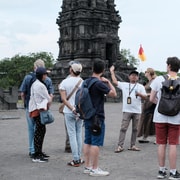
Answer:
[{"left": 0, "top": 102, "right": 179, "bottom": 180}]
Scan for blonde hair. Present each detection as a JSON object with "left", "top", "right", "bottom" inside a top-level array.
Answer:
[
  {"left": 34, "top": 59, "right": 45, "bottom": 68},
  {"left": 146, "top": 68, "right": 156, "bottom": 79}
]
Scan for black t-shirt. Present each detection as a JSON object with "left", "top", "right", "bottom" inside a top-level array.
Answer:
[{"left": 88, "top": 77, "right": 110, "bottom": 119}]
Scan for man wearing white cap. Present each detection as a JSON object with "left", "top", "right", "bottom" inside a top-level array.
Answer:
[
  {"left": 60, "top": 60, "right": 79, "bottom": 153},
  {"left": 59, "top": 61, "right": 84, "bottom": 167}
]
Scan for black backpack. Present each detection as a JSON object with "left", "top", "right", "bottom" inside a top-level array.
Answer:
[{"left": 158, "top": 75, "right": 180, "bottom": 116}]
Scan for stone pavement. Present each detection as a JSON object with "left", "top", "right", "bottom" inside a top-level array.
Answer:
[{"left": 0, "top": 102, "right": 179, "bottom": 180}]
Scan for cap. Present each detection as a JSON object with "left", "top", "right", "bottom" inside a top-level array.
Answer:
[
  {"left": 36, "top": 67, "right": 48, "bottom": 75},
  {"left": 68, "top": 60, "right": 75, "bottom": 67},
  {"left": 129, "top": 70, "right": 139, "bottom": 76},
  {"left": 71, "top": 63, "right": 82, "bottom": 73}
]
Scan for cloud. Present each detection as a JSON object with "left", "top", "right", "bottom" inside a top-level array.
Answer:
[
  {"left": 0, "top": 0, "right": 180, "bottom": 72},
  {"left": 15, "top": 31, "right": 59, "bottom": 55},
  {"left": 0, "top": 0, "right": 60, "bottom": 59}
]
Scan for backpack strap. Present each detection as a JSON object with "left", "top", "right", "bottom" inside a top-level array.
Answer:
[
  {"left": 162, "top": 74, "right": 168, "bottom": 80},
  {"left": 86, "top": 78, "right": 99, "bottom": 112},
  {"left": 87, "top": 78, "right": 99, "bottom": 89},
  {"left": 163, "top": 74, "right": 180, "bottom": 80}
]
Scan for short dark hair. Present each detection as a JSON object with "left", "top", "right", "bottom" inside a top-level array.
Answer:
[
  {"left": 166, "top": 57, "right": 180, "bottom": 72},
  {"left": 93, "top": 60, "right": 105, "bottom": 74}
]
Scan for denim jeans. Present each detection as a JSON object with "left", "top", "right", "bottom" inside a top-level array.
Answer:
[
  {"left": 64, "top": 113, "right": 83, "bottom": 161},
  {"left": 25, "top": 108, "right": 35, "bottom": 154}
]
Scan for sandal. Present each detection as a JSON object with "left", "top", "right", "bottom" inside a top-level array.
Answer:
[
  {"left": 79, "top": 159, "right": 85, "bottom": 164},
  {"left": 114, "top": 146, "right": 124, "bottom": 153},
  {"left": 128, "top": 146, "right": 140, "bottom": 151},
  {"left": 67, "top": 160, "right": 80, "bottom": 167}
]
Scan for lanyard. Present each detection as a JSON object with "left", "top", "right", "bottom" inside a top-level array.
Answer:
[{"left": 129, "top": 83, "right": 137, "bottom": 96}]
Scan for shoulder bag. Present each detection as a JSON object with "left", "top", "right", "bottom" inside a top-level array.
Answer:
[
  {"left": 59, "top": 79, "right": 82, "bottom": 114},
  {"left": 31, "top": 82, "right": 54, "bottom": 125},
  {"left": 40, "top": 110, "right": 54, "bottom": 125}
]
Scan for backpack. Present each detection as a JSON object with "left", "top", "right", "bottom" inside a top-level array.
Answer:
[
  {"left": 158, "top": 75, "right": 180, "bottom": 116},
  {"left": 24, "top": 72, "right": 36, "bottom": 108},
  {"left": 75, "top": 78, "right": 99, "bottom": 120}
]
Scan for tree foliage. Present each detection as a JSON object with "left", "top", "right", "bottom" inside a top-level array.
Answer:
[
  {"left": 0, "top": 52, "right": 54, "bottom": 89},
  {"left": 120, "top": 49, "right": 139, "bottom": 67}
]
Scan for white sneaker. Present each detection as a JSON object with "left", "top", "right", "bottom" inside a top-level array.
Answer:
[
  {"left": 84, "top": 167, "right": 92, "bottom": 174},
  {"left": 32, "top": 156, "right": 48, "bottom": 163},
  {"left": 89, "top": 168, "right": 109, "bottom": 176}
]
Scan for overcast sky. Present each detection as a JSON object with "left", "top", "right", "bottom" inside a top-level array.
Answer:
[{"left": 0, "top": 0, "right": 180, "bottom": 72}]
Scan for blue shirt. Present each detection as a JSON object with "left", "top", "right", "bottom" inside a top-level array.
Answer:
[{"left": 19, "top": 72, "right": 54, "bottom": 108}]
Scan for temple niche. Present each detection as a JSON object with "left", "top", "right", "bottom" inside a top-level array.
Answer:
[{"left": 52, "top": 0, "right": 135, "bottom": 101}]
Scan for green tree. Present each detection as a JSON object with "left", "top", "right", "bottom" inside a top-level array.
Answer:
[
  {"left": 120, "top": 49, "right": 139, "bottom": 67},
  {"left": 0, "top": 52, "right": 54, "bottom": 89}
]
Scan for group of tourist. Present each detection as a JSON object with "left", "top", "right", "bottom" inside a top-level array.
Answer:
[{"left": 19, "top": 57, "right": 180, "bottom": 179}]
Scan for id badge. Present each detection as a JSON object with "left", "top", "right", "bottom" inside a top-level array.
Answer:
[{"left": 127, "top": 97, "right": 131, "bottom": 104}]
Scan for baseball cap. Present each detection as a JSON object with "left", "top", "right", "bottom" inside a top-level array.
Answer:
[
  {"left": 36, "top": 67, "right": 48, "bottom": 75},
  {"left": 68, "top": 60, "right": 75, "bottom": 67},
  {"left": 129, "top": 70, "right": 139, "bottom": 76},
  {"left": 71, "top": 63, "right": 82, "bottom": 74}
]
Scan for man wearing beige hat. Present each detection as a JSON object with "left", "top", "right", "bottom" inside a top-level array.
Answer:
[
  {"left": 59, "top": 61, "right": 84, "bottom": 167},
  {"left": 19, "top": 59, "right": 54, "bottom": 159}
]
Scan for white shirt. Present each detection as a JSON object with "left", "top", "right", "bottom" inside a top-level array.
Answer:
[
  {"left": 150, "top": 75, "right": 180, "bottom": 124},
  {"left": 117, "top": 82, "right": 146, "bottom": 113},
  {"left": 59, "top": 76, "right": 83, "bottom": 113},
  {"left": 29, "top": 79, "right": 51, "bottom": 112}
]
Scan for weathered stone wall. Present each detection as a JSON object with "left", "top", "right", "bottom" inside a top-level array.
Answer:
[
  {"left": 0, "top": 87, "right": 18, "bottom": 110},
  {"left": 52, "top": 0, "right": 135, "bottom": 101}
]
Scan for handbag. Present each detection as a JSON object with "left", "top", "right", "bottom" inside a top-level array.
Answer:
[
  {"left": 40, "top": 110, "right": 54, "bottom": 125},
  {"left": 59, "top": 79, "right": 82, "bottom": 114},
  {"left": 91, "top": 115, "right": 101, "bottom": 136}
]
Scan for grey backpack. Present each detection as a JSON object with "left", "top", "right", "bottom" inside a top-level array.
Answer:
[{"left": 158, "top": 75, "right": 180, "bottom": 116}]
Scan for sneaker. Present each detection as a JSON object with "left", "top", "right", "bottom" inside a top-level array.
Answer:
[
  {"left": 89, "top": 168, "right": 109, "bottom": 176},
  {"left": 29, "top": 152, "right": 35, "bottom": 158},
  {"left": 39, "top": 152, "right": 49, "bottom": 159},
  {"left": 65, "top": 147, "right": 71, "bottom": 153},
  {"left": 84, "top": 167, "right": 92, "bottom": 174},
  {"left": 32, "top": 156, "right": 48, "bottom": 163},
  {"left": 169, "top": 171, "right": 180, "bottom": 180},
  {"left": 138, "top": 138, "right": 149, "bottom": 143},
  {"left": 157, "top": 171, "right": 167, "bottom": 179}
]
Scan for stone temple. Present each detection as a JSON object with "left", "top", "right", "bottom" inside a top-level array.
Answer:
[{"left": 51, "top": 0, "right": 135, "bottom": 101}]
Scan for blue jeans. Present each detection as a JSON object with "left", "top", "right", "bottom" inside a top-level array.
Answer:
[
  {"left": 25, "top": 108, "right": 35, "bottom": 154},
  {"left": 64, "top": 113, "right": 83, "bottom": 161}
]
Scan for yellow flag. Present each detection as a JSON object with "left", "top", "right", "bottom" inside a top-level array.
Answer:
[{"left": 138, "top": 45, "right": 146, "bottom": 61}]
